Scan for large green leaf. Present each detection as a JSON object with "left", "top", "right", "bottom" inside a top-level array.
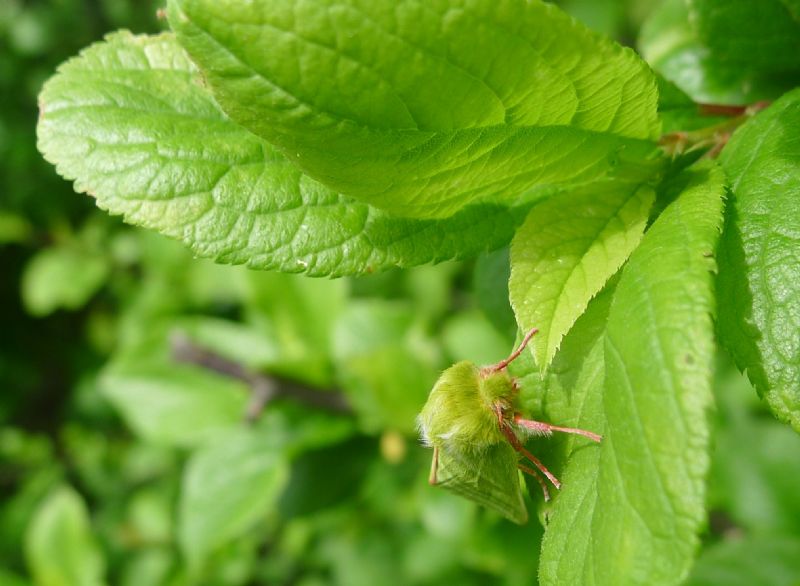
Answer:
[
  {"left": 178, "top": 427, "right": 289, "bottom": 567},
  {"left": 510, "top": 181, "right": 653, "bottom": 372},
  {"left": 37, "top": 32, "right": 528, "bottom": 277},
  {"left": 717, "top": 89, "right": 800, "bottom": 432},
  {"left": 168, "top": 0, "right": 661, "bottom": 218},
  {"left": 540, "top": 163, "right": 724, "bottom": 584},
  {"left": 25, "top": 487, "right": 106, "bottom": 586}
]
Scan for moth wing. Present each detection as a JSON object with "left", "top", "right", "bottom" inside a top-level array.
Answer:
[{"left": 434, "top": 442, "right": 528, "bottom": 524}]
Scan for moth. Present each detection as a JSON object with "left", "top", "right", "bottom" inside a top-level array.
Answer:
[{"left": 418, "top": 328, "right": 601, "bottom": 524}]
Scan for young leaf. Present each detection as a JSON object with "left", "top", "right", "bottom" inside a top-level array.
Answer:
[
  {"left": 168, "top": 0, "right": 661, "bottom": 218},
  {"left": 25, "top": 487, "right": 106, "bottom": 586},
  {"left": 178, "top": 427, "right": 289, "bottom": 567},
  {"left": 36, "top": 32, "right": 528, "bottom": 278},
  {"left": 510, "top": 181, "right": 654, "bottom": 372},
  {"left": 717, "top": 89, "right": 800, "bottom": 432}
]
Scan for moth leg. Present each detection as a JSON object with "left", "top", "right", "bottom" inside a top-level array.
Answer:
[
  {"left": 429, "top": 446, "right": 439, "bottom": 485},
  {"left": 498, "top": 421, "right": 561, "bottom": 489},
  {"left": 514, "top": 415, "right": 602, "bottom": 443},
  {"left": 518, "top": 463, "right": 550, "bottom": 501},
  {"left": 484, "top": 327, "right": 538, "bottom": 374}
]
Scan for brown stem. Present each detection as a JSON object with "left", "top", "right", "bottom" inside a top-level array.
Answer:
[
  {"left": 697, "top": 100, "right": 771, "bottom": 117},
  {"left": 170, "top": 332, "right": 351, "bottom": 421}
]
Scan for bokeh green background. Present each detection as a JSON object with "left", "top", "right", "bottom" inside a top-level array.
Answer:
[{"left": 2, "top": 1, "right": 800, "bottom": 585}]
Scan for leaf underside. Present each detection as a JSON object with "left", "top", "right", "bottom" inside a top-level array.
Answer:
[{"left": 36, "top": 32, "right": 529, "bottom": 277}]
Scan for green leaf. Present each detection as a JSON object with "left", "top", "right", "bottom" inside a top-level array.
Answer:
[
  {"left": 541, "top": 163, "right": 725, "bottom": 584},
  {"left": 37, "top": 31, "right": 530, "bottom": 277},
  {"left": 535, "top": 281, "right": 613, "bottom": 585},
  {"left": 687, "top": 0, "right": 800, "bottom": 72},
  {"left": 168, "top": 0, "right": 661, "bottom": 218},
  {"left": 510, "top": 181, "right": 654, "bottom": 372},
  {"left": 639, "top": 0, "right": 799, "bottom": 104},
  {"left": 655, "top": 76, "right": 727, "bottom": 134},
  {"left": 178, "top": 427, "right": 289, "bottom": 567},
  {"left": 100, "top": 361, "right": 249, "bottom": 448},
  {"left": 687, "top": 535, "right": 800, "bottom": 586},
  {"left": 21, "top": 246, "right": 108, "bottom": 317},
  {"left": 601, "top": 163, "right": 723, "bottom": 583},
  {"left": 717, "top": 89, "right": 800, "bottom": 432},
  {"left": 25, "top": 486, "right": 106, "bottom": 586},
  {"left": 473, "top": 248, "right": 516, "bottom": 338}
]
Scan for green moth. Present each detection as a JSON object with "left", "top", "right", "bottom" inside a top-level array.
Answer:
[{"left": 418, "top": 329, "right": 601, "bottom": 524}]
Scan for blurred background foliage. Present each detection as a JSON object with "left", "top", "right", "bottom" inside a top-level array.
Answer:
[{"left": 2, "top": 1, "right": 800, "bottom": 585}]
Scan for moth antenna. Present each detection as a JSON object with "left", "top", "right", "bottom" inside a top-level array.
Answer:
[
  {"left": 486, "top": 328, "right": 538, "bottom": 373},
  {"left": 514, "top": 415, "right": 603, "bottom": 443},
  {"left": 518, "top": 463, "right": 550, "bottom": 501}
]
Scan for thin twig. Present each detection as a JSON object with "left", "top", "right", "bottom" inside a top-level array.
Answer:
[{"left": 170, "top": 332, "right": 351, "bottom": 421}]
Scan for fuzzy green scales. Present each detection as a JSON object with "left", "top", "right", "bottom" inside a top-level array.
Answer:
[{"left": 419, "top": 361, "right": 516, "bottom": 448}]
